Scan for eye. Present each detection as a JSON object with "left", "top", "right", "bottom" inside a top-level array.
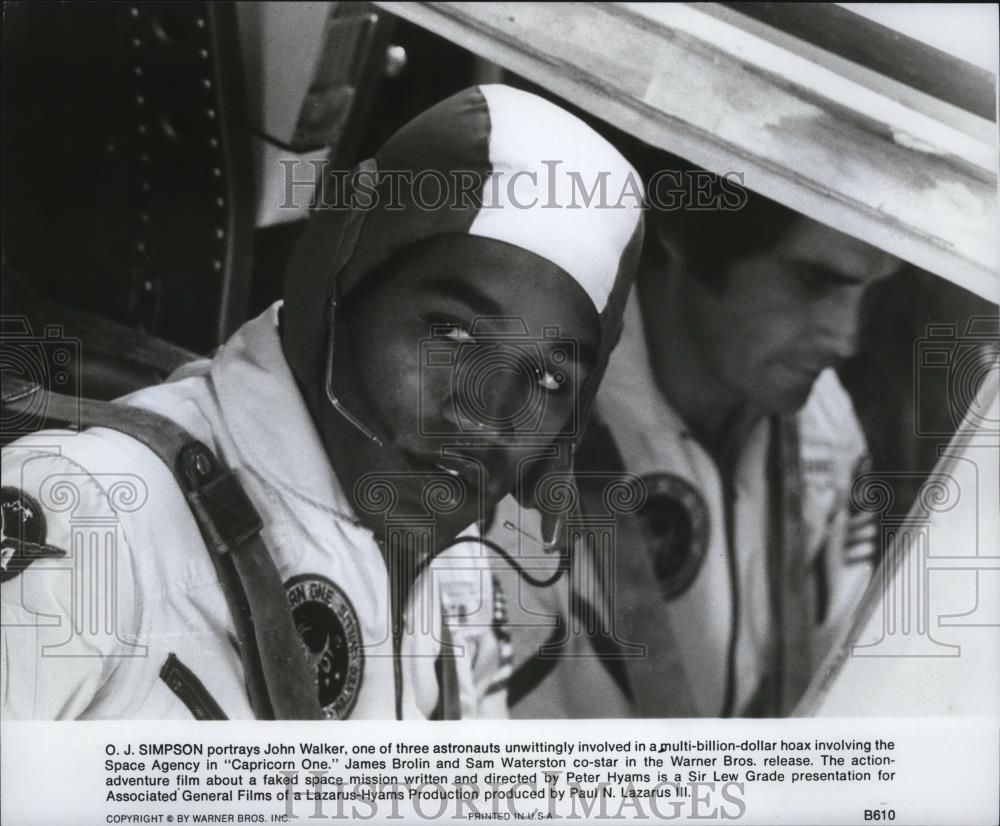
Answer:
[
  {"left": 535, "top": 367, "right": 563, "bottom": 392},
  {"left": 795, "top": 269, "right": 825, "bottom": 290},
  {"left": 445, "top": 326, "right": 473, "bottom": 342},
  {"left": 437, "top": 323, "right": 474, "bottom": 342}
]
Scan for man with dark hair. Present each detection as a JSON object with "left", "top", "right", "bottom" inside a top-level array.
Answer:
[
  {"left": 508, "top": 169, "right": 903, "bottom": 718},
  {"left": 0, "top": 85, "right": 643, "bottom": 720}
]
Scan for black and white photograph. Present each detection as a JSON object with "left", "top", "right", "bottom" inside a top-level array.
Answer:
[{"left": 1, "top": 2, "right": 997, "bottom": 824}]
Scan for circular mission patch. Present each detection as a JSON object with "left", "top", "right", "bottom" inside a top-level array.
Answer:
[
  {"left": 636, "top": 473, "right": 710, "bottom": 601},
  {"left": 285, "top": 574, "right": 363, "bottom": 719},
  {"left": 1, "top": 486, "right": 66, "bottom": 583}
]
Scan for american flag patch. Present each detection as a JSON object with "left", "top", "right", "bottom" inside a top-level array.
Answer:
[
  {"left": 484, "top": 575, "right": 513, "bottom": 696},
  {"left": 844, "top": 509, "right": 879, "bottom": 564}
]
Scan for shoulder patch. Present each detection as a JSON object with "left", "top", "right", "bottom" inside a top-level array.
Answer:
[
  {"left": 285, "top": 574, "right": 363, "bottom": 719},
  {"left": 636, "top": 473, "right": 710, "bottom": 601},
  {"left": 0, "top": 486, "right": 67, "bottom": 582}
]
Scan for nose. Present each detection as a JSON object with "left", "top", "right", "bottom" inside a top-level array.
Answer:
[
  {"left": 816, "top": 287, "right": 866, "bottom": 361},
  {"left": 450, "top": 348, "right": 539, "bottom": 433}
]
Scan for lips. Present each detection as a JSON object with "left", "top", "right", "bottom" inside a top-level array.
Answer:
[
  {"left": 433, "top": 459, "right": 481, "bottom": 495},
  {"left": 776, "top": 359, "right": 826, "bottom": 383},
  {"left": 437, "top": 454, "right": 506, "bottom": 499},
  {"left": 434, "top": 462, "right": 462, "bottom": 479},
  {"left": 399, "top": 450, "right": 478, "bottom": 492},
  {"left": 424, "top": 450, "right": 514, "bottom": 505}
]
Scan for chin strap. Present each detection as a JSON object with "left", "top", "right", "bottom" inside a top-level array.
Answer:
[{"left": 2, "top": 377, "right": 324, "bottom": 720}]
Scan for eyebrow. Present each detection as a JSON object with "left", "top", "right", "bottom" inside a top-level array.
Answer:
[
  {"left": 425, "top": 277, "right": 505, "bottom": 316},
  {"left": 793, "top": 260, "right": 867, "bottom": 286}
]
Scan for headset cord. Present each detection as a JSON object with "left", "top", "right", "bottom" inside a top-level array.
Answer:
[
  {"left": 720, "top": 479, "right": 741, "bottom": 718},
  {"left": 436, "top": 534, "right": 570, "bottom": 588},
  {"left": 390, "top": 532, "right": 571, "bottom": 720}
]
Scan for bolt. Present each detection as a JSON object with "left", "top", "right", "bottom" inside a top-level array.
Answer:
[
  {"left": 383, "top": 44, "right": 408, "bottom": 78},
  {"left": 194, "top": 452, "right": 211, "bottom": 476}
]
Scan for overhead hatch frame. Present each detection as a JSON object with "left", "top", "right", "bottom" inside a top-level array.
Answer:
[{"left": 375, "top": 1, "right": 998, "bottom": 302}]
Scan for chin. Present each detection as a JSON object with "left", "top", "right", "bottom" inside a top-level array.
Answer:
[
  {"left": 427, "top": 487, "right": 492, "bottom": 536},
  {"left": 770, "top": 389, "right": 814, "bottom": 415},
  {"left": 752, "top": 381, "right": 815, "bottom": 416},
  {"left": 426, "top": 510, "right": 483, "bottom": 554}
]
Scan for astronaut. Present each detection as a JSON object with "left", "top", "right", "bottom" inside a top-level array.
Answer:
[
  {"left": 506, "top": 174, "right": 903, "bottom": 718},
  {"left": 0, "top": 85, "right": 643, "bottom": 720}
]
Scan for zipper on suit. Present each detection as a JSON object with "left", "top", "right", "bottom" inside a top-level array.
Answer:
[{"left": 720, "top": 478, "right": 740, "bottom": 718}]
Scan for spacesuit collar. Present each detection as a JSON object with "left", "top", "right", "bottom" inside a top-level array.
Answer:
[
  {"left": 602, "top": 288, "right": 768, "bottom": 470},
  {"left": 211, "top": 301, "right": 359, "bottom": 520},
  {"left": 599, "top": 288, "right": 690, "bottom": 438}
]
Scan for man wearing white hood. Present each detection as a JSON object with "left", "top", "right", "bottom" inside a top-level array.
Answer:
[{"left": 1, "top": 85, "right": 643, "bottom": 720}]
